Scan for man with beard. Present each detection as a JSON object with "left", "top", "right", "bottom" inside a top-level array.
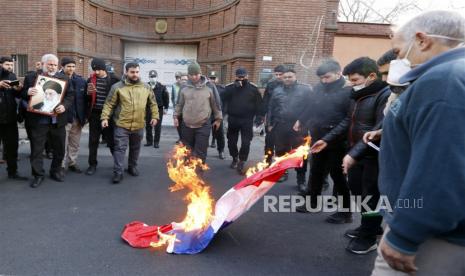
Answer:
[
  {"left": 223, "top": 68, "right": 262, "bottom": 174},
  {"left": 85, "top": 58, "right": 120, "bottom": 176},
  {"left": 22, "top": 54, "right": 75, "bottom": 187},
  {"left": 144, "top": 70, "right": 169, "bottom": 148},
  {"left": 173, "top": 62, "right": 222, "bottom": 163},
  {"left": 0, "top": 57, "right": 27, "bottom": 180},
  {"left": 294, "top": 59, "right": 352, "bottom": 224},
  {"left": 101, "top": 62, "right": 159, "bottom": 184},
  {"left": 267, "top": 67, "right": 311, "bottom": 186},
  {"left": 311, "top": 57, "right": 390, "bottom": 254}
]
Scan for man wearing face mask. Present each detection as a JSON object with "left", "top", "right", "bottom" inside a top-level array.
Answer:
[
  {"left": 311, "top": 57, "right": 390, "bottom": 254},
  {"left": 223, "top": 68, "right": 262, "bottom": 174},
  {"left": 101, "top": 62, "right": 159, "bottom": 184},
  {"left": 22, "top": 54, "right": 75, "bottom": 187},
  {"left": 268, "top": 67, "right": 311, "bottom": 186},
  {"left": 293, "top": 59, "right": 352, "bottom": 222},
  {"left": 371, "top": 11, "right": 465, "bottom": 275},
  {"left": 145, "top": 70, "right": 169, "bottom": 148}
]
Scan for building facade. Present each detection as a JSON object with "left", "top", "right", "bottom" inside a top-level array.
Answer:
[{"left": 0, "top": 0, "right": 340, "bottom": 85}]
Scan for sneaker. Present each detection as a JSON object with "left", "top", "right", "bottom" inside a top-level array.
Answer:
[
  {"left": 345, "top": 226, "right": 384, "bottom": 239},
  {"left": 237, "top": 161, "right": 245, "bottom": 175},
  {"left": 68, "top": 164, "right": 82, "bottom": 174},
  {"left": 218, "top": 151, "right": 225, "bottom": 160},
  {"left": 210, "top": 141, "right": 216, "bottom": 148},
  {"left": 230, "top": 158, "right": 238, "bottom": 169},
  {"left": 126, "top": 167, "right": 139, "bottom": 176},
  {"left": 85, "top": 166, "right": 97, "bottom": 175},
  {"left": 325, "top": 212, "right": 353, "bottom": 224},
  {"left": 112, "top": 173, "right": 123, "bottom": 184},
  {"left": 346, "top": 236, "right": 377, "bottom": 255}
]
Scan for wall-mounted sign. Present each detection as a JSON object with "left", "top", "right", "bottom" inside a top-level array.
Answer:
[
  {"left": 155, "top": 19, "right": 168, "bottom": 34},
  {"left": 262, "top": 56, "right": 273, "bottom": 61}
]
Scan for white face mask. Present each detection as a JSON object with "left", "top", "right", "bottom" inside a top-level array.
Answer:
[
  {"left": 352, "top": 77, "right": 371, "bottom": 91},
  {"left": 149, "top": 77, "right": 156, "bottom": 83}
]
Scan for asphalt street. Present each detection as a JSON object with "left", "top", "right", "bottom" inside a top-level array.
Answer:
[{"left": 0, "top": 120, "right": 377, "bottom": 275}]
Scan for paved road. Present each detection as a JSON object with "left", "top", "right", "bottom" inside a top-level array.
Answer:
[{"left": 0, "top": 123, "right": 377, "bottom": 275}]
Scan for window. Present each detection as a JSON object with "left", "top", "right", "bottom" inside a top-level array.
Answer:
[
  {"left": 13, "top": 54, "right": 28, "bottom": 77},
  {"left": 220, "top": 64, "right": 227, "bottom": 85}
]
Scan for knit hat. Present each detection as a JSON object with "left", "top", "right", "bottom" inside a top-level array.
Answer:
[
  {"left": 61, "top": 57, "right": 75, "bottom": 67},
  {"left": 91, "top": 58, "right": 106, "bottom": 71},
  {"left": 187, "top": 62, "right": 201, "bottom": 75}
]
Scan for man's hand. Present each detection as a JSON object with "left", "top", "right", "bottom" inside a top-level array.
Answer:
[
  {"left": 363, "top": 129, "right": 383, "bottom": 144},
  {"left": 150, "top": 119, "right": 158, "bottom": 127},
  {"left": 267, "top": 126, "right": 273, "bottom": 132},
  {"left": 28, "top": 87, "right": 38, "bottom": 96},
  {"left": 102, "top": 119, "right": 109, "bottom": 128},
  {"left": 212, "top": 120, "right": 221, "bottom": 131},
  {"left": 87, "top": 83, "right": 96, "bottom": 95},
  {"left": 342, "top": 154, "right": 356, "bottom": 174},
  {"left": 54, "top": 105, "right": 65, "bottom": 114},
  {"left": 310, "top": 140, "right": 327, "bottom": 153},
  {"left": 293, "top": 120, "right": 301, "bottom": 132},
  {"left": 0, "top": 80, "right": 11, "bottom": 89},
  {"left": 14, "top": 83, "right": 23, "bottom": 91},
  {"left": 379, "top": 237, "right": 418, "bottom": 274}
]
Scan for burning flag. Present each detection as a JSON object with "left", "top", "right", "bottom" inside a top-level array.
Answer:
[{"left": 122, "top": 137, "right": 311, "bottom": 254}]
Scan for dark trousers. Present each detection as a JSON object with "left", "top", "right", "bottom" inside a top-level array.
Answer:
[
  {"left": 145, "top": 107, "right": 164, "bottom": 144},
  {"left": 181, "top": 122, "right": 211, "bottom": 162},
  {"left": 88, "top": 110, "right": 114, "bottom": 167},
  {"left": 29, "top": 123, "right": 65, "bottom": 176},
  {"left": 274, "top": 122, "right": 307, "bottom": 177},
  {"left": 348, "top": 158, "right": 383, "bottom": 237},
  {"left": 227, "top": 116, "right": 253, "bottom": 161},
  {"left": 0, "top": 123, "right": 19, "bottom": 175},
  {"left": 264, "top": 127, "right": 275, "bottom": 164},
  {"left": 308, "top": 146, "right": 350, "bottom": 208},
  {"left": 113, "top": 126, "right": 143, "bottom": 174},
  {"left": 211, "top": 120, "right": 225, "bottom": 152}
]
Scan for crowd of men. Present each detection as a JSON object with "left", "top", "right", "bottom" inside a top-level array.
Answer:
[{"left": 1, "top": 10, "right": 465, "bottom": 275}]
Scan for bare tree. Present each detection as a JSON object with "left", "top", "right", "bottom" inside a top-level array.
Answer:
[{"left": 338, "top": 0, "right": 422, "bottom": 23}]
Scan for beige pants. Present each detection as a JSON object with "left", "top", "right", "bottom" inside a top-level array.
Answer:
[
  {"left": 372, "top": 227, "right": 465, "bottom": 276},
  {"left": 62, "top": 120, "right": 83, "bottom": 168}
]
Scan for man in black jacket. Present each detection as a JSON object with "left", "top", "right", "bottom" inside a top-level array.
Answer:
[
  {"left": 295, "top": 59, "right": 352, "bottom": 223},
  {"left": 311, "top": 57, "right": 390, "bottom": 254},
  {"left": 22, "top": 54, "right": 75, "bottom": 187},
  {"left": 263, "top": 65, "right": 285, "bottom": 165},
  {"left": 85, "top": 58, "right": 120, "bottom": 175},
  {"left": 0, "top": 57, "right": 27, "bottom": 180},
  {"left": 144, "top": 70, "right": 169, "bottom": 148},
  {"left": 268, "top": 67, "right": 311, "bottom": 185},
  {"left": 223, "top": 68, "right": 262, "bottom": 174}
]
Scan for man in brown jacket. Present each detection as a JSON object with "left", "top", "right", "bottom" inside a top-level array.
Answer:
[{"left": 173, "top": 62, "right": 222, "bottom": 163}]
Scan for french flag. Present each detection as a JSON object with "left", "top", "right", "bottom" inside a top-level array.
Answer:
[{"left": 122, "top": 150, "right": 306, "bottom": 254}]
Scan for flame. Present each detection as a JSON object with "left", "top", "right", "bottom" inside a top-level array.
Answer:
[{"left": 246, "top": 136, "right": 311, "bottom": 177}]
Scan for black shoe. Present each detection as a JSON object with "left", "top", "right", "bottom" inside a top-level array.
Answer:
[
  {"left": 85, "top": 166, "right": 96, "bottom": 175},
  {"left": 144, "top": 142, "right": 153, "bottom": 147},
  {"left": 236, "top": 161, "right": 245, "bottom": 175},
  {"left": 50, "top": 171, "right": 64, "bottom": 182},
  {"left": 30, "top": 176, "right": 44, "bottom": 188},
  {"left": 218, "top": 152, "right": 225, "bottom": 160},
  {"left": 230, "top": 158, "right": 238, "bottom": 169},
  {"left": 68, "top": 164, "right": 82, "bottom": 174},
  {"left": 126, "top": 167, "right": 139, "bottom": 176},
  {"left": 112, "top": 173, "right": 123, "bottom": 184},
  {"left": 210, "top": 142, "right": 216, "bottom": 148},
  {"left": 345, "top": 226, "right": 384, "bottom": 239},
  {"left": 326, "top": 212, "right": 353, "bottom": 224},
  {"left": 8, "top": 173, "right": 28, "bottom": 181},
  {"left": 278, "top": 171, "right": 288, "bottom": 182},
  {"left": 346, "top": 236, "right": 378, "bottom": 255},
  {"left": 154, "top": 143, "right": 159, "bottom": 148}
]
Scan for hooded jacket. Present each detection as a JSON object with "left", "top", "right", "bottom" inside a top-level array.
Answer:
[
  {"left": 322, "top": 79, "right": 390, "bottom": 160},
  {"left": 101, "top": 79, "right": 159, "bottom": 131},
  {"left": 174, "top": 76, "right": 222, "bottom": 128}
]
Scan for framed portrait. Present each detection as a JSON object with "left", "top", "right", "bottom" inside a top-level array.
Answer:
[{"left": 28, "top": 75, "right": 67, "bottom": 116}]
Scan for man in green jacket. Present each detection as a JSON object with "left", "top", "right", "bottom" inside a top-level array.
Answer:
[{"left": 101, "top": 62, "right": 159, "bottom": 184}]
